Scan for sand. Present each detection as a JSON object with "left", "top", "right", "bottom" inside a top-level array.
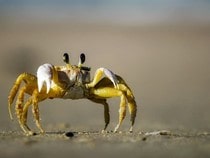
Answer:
[{"left": 1, "top": 128, "right": 210, "bottom": 158}]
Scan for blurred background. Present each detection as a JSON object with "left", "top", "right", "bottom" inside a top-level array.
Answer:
[{"left": 1, "top": 0, "right": 210, "bottom": 132}]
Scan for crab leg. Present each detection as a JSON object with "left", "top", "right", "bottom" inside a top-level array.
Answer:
[
  {"left": 21, "top": 97, "right": 33, "bottom": 133},
  {"left": 15, "top": 86, "right": 25, "bottom": 130},
  {"left": 127, "top": 96, "right": 137, "bottom": 132},
  {"left": 14, "top": 86, "right": 34, "bottom": 135},
  {"left": 116, "top": 78, "right": 137, "bottom": 132},
  {"left": 8, "top": 73, "right": 33, "bottom": 120},
  {"left": 103, "top": 101, "right": 110, "bottom": 131},
  {"left": 114, "top": 92, "right": 127, "bottom": 133},
  {"left": 117, "top": 83, "right": 137, "bottom": 133},
  {"left": 89, "top": 98, "right": 110, "bottom": 132},
  {"left": 32, "top": 90, "right": 44, "bottom": 134},
  {"left": 91, "top": 87, "right": 127, "bottom": 132}
]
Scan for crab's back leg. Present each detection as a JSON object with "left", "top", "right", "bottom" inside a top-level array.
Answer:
[
  {"left": 8, "top": 73, "right": 33, "bottom": 120},
  {"left": 14, "top": 85, "right": 34, "bottom": 135},
  {"left": 15, "top": 86, "right": 25, "bottom": 129},
  {"left": 127, "top": 95, "right": 137, "bottom": 132},
  {"left": 91, "top": 87, "right": 127, "bottom": 132},
  {"left": 117, "top": 76, "right": 137, "bottom": 133},
  {"left": 103, "top": 101, "right": 110, "bottom": 131},
  {"left": 114, "top": 91, "right": 127, "bottom": 133},
  {"left": 8, "top": 82, "right": 21, "bottom": 120},
  {"left": 21, "top": 97, "right": 34, "bottom": 135},
  {"left": 89, "top": 98, "right": 110, "bottom": 132}
]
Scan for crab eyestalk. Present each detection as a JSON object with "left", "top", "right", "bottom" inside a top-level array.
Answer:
[
  {"left": 78, "top": 53, "right": 91, "bottom": 71},
  {"left": 78, "top": 53, "right": 86, "bottom": 67},
  {"left": 63, "top": 53, "right": 69, "bottom": 63},
  {"left": 63, "top": 53, "right": 72, "bottom": 69}
]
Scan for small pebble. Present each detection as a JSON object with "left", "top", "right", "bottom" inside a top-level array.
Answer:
[
  {"left": 142, "top": 137, "right": 147, "bottom": 141},
  {"left": 65, "top": 132, "right": 74, "bottom": 138}
]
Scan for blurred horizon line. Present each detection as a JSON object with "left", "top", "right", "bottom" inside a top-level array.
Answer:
[{"left": 0, "top": 0, "right": 210, "bottom": 26}]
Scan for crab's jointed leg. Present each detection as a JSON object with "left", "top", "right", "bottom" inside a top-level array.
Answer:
[
  {"left": 15, "top": 86, "right": 27, "bottom": 133},
  {"left": 89, "top": 98, "right": 110, "bottom": 132},
  {"left": 127, "top": 95, "right": 137, "bottom": 132},
  {"left": 8, "top": 73, "right": 33, "bottom": 120},
  {"left": 89, "top": 76, "right": 137, "bottom": 133},
  {"left": 114, "top": 91, "right": 127, "bottom": 132},
  {"left": 8, "top": 72, "right": 45, "bottom": 135},
  {"left": 31, "top": 90, "right": 44, "bottom": 134},
  {"left": 92, "top": 87, "right": 127, "bottom": 132},
  {"left": 15, "top": 86, "right": 34, "bottom": 135},
  {"left": 103, "top": 101, "right": 110, "bottom": 131},
  {"left": 22, "top": 97, "right": 33, "bottom": 134}
]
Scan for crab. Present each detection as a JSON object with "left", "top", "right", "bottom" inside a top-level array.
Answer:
[{"left": 8, "top": 53, "right": 137, "bottom": 135}]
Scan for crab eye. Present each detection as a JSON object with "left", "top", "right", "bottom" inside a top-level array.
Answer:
[
  {"left": 80, "top": 53, "right": 86, "bottom": 64},
  {"left": 63, "top": 53, "right": 69, "bottom": 64}
]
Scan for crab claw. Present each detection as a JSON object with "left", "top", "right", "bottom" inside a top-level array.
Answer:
[
  {"left": 102, "top": 68, "right": 119, "bottom": 89},
  {"left": 86, "top": 67, "right": 119, "bottom": 89},
  {"left": 37, "top": 63, "right": 53, "bottom": 93}
]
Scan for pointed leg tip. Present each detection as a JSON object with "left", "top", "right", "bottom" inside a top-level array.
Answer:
[
  {"left": 129, "top": 127, "right": 133, "bottom": 133},
  {"left": 40, "top": 131, "right": 45, "bottom": 135},
  {"left": 85, "top": 84, "right": 89, "bottom": 89},
  {"left": 9, "top": 115, "right": 14, "bottom": 121},
  {"left": 25, "top": 131, "right": 36, "bottom": 136},
  {"left": 114, "top": 128, "right": 118, "bottom": 133},
  {"left": 39, "top": 128, "right": 45, "bottom": 134},
  {"left": 114, "top": 124, "right": 120, "bottom": 133}
]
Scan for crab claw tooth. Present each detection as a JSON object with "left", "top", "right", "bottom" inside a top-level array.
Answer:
[
  {"left": 37, "top": 63, "right": 53, "bottom": 93},
  {"left": 102, "top": 68, "right": 119, "bottom": 89},
  {"left": 38, "top": 78, "right": 44, "bottom": 92},
  {"left": 45, "top": 78, "right": 51, "bottom": 94}
]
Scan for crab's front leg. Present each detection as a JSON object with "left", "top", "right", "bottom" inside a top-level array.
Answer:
[
  {"left": 31, "top": 90, "right": 45, "bottom": 134},
  {"left": 86, "top": 68, "right": 119, "bottom": 89}
]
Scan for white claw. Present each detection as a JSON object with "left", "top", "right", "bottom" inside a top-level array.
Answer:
[
  {"left": 45, "top": 78, "right": 51, "bottom": 94},
  {"left": 37, "top": 63, "right": 53, "bottom": 93},
  {"left": 38, "top": 78, "right": 44, "bottom": 93},
  {"left": 101, "top": 68, "right": 119, "bottom": 89}
]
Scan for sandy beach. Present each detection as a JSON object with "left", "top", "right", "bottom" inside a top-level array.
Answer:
[{"left": 1, "top": 129, "right": 210, "bottom": 158}]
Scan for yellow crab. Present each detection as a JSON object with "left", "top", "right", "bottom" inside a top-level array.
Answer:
[{"left": 8, "top": 53, "right": 137, "bottom": 135}]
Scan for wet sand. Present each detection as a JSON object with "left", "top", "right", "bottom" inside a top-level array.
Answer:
[{"left": 1, "top": 128, "right": 210, "bottom": 158}]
